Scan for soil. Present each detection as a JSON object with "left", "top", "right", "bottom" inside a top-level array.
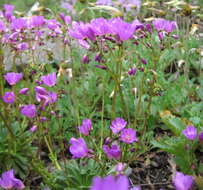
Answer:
[{"left": 129, "top": 150, "right": 199, "bottom": 190}]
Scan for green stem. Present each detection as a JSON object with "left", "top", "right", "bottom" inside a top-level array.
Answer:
[
  {"left": 99, "top": 77, "right": 105, "bottom": 160},
  {"left": 44, "top": 136, "right": 61, "bottom": 170}
]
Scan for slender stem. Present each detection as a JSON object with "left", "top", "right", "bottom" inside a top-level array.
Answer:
[
  {"left": 135, "top": 73, "right": 145, "bottom": 123},
  {"left": 99, "top": 76, "right": 105, "bottom": 160},
  {"left": 44, "top": 136, "right": 61, "bottom": 170}
]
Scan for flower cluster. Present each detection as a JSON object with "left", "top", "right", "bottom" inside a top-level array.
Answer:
[
  {"left": 0, "top": 4, "right": 71, "bottom": 70},
  {"left": 1, "top": 71, "right": 58, "bottom": 123}
]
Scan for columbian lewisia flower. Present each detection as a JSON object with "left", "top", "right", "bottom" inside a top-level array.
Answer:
[
  {"left": 78, "top": 119, "right": 92, "bottom": 136},
  {"left": 120, "top": 128, "right": 137, "bottom": 144},
  {"left": 20, "top": 104, "right": 37, "bottom": 118},
  {"left": 69, "top": 137, "right": 90, "bottom": 158},
  {"left": 172, "top": 172, "right": 193, "bottom": 190},
  {"left": 90, "top": 175, "right": 129, "bottom": 190},
  {"left": 0, "top": 169, "right": 25, "bottom": 189},
  {"left": 41, "top": 72, "right": 57, "bottom": 87},
  {"left": 182, "top": 126, "right": 197, "bottom": 140},
  {"left": 153, "top": 18, "right": 177, "bottom": 33},
  {"left": 35, "top": 86, "right": 57, "bottom": 107},
  {"left": 110, "top": 118, "right": 127, "bottom": 134},
  {"left": 19, "top": 88, "right": 29, "bottom": 95},
  {"left": 103, "top": 144, "right": 121, "bottom": 160},
  {"left": 4, "top": 72, "right": 23, "bottom": 85},
  {"left": 2, "top": 91, "right": 15, "bottom": 104}
]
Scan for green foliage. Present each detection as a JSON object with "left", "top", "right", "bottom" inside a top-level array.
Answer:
[
  {"left": 52, "top": 159, "right": 103, "bottom": 190},
  {"left": 0, "top": 125, "right": 36, "bottom": 178}
]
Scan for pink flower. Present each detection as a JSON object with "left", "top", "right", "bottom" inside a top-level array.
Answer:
[
  {"left": 29, "top": 16, "right": 45, "bottom": 28},
  {"left": 69, "top": 137, "right": 90, "bottom": 158},
  {"left": 4, "top": 72, "right": 23, "bottom": 85},
  {"left": 90, "top": 175, "right": 129, "bottom": 190},
  {"left": 110, "top": 118, "right": 127, "bottom": 134},
  {"left": 20, "top": 104, "right": 37, "bottom": 118},
  {"left": 182, "top": 126, "right": 197, "bottom": 140},
  {"left": 153, "top": 18, "right": 177, "bottom": 33},
  {"left": 41, "top": 72, "right": 57, "bottom": 87},
  {"left": 103, "top": 144, "right": 121, "bottom": 160},
  {"left": 78, "top": 119, "right": 92, "bottom": 136},
  {"left": 0, "top": 169, "right": 25, "bottom": 189},
  {"left": 120, "top": 128, "right": 137, "bottom": 144},
  {"left": 173, "top": 172, "right": 193, "bottom": 190},
  {"left": 11, "top": 18, "right": 27, "bottom": 31}
]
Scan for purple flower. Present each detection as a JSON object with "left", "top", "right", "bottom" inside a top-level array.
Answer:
[
  {"left": 19, "top": 88, "right": 29, "bottom": 95},
  {"left": 59, "top": 13, "right": 71, "bottom": 25},
  {"left": 90, "top": 18, "right": 111, "bottom": 36},
  {"left": 2, "top": 91, "right": 15, "bottom": 104},
  {"left": 103, "top": 144, "right": 121, "bottom": 160},
  {"left": 78, "top": 119, "right": 92, "bottom": 136},
  {"left": 40, "top": 117, "right": 47, "bottom": 122},
  {"left": 29, "top": 16, "right": 45, "bottom": 28},
  {"left": 199, "top": 132, "right": 203, "bottom": 142},
  {"left": 182, "top": 126, "right": 197, "bottom": 140},
  {"left": 82, "top": 55, "right": 90, "bottom": 64},
  {"left": 16, "top": 42, "right": 29, "bottom": 51},
  {"left": 0, "top": 20, "right": 5, "bottom": 32},
  {"left": 94, "top": 53, "right": 102, "bottom": 63},
  {"left": 47, "top": 19, "right": 61, "bottom": 30},
  {"left": 4, "top": 4, "right": 15, "bottom": 12},
  {"left": 35, "top": 86, "right": 57, "bottom": 107},
  {"left": 146, "top": 23, "right": 152, "bottom": 33},
  {"left": 46, "top": 19, "right": 62, "bottom": 34},
  {"left": 153, "top": 18, "right": 177, "bottom": 33},
  {"left": 47, "top": 92, "right": 57, "bottom": 103},
  {"left": 69, "top": 137, "right": 89, "bottom": 158},
  {"left": 141, "top": 58, "right": 147, "bottom": 65},
  {"left": 20, "top": 104, "right": 37, "bottom": 118},
  {"left": 110, "top": 118, "right": 127, "bottom": 134},
  {"left": 35, "top": 86, "right": 47, "bottom": 95},
  {"left": 3, "top": 4, "right": 15, "bottom": 21},
  {"left": 0, "top": 169, "right": 25, "bottom": 190},
  {"left": 29, "top": 125, "right": 37, "bottom": 132},
  {"left": 120, "top": 128, "right": 137, "bottom": 144},
  {"left": 4, "top": 72, "right": 23, "bottom": 85},
  {"left": 128, "top": 68, "right": 137, "bottom": 75},
  {"left": 110, "top": 18, "right": 135, "bottom": 41},
  {"left": 95, "top": 65, "right": 107, "bottom": 70},
  {"left": 90, "top": 175, "right": 129, "bottom": 190},
  {"left": 173, "top": 172, "right": 193, "bottom": 190},
  {"left": 41, "top": 72, "right": 57, "bottom": 87},
  {"left": 158, "top": 32, "right": 164, "bottom": 41},
  {"left": 69, "top": 22, "right": 96, "bottom": 41},
  {"left": 11, "top": 18, "right": 27, "bottom": 31}
]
